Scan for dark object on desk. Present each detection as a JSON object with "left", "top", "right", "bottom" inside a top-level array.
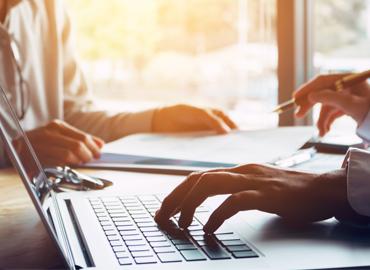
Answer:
[
  {"left": 302, "top": 134, "right": 367, "bottom": 154},
  {"left": 44, "top": 166, "right": 113, "bottom": 192}
]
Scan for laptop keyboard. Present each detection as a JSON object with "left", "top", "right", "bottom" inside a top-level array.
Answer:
[{"left": 89, "top": 195, "right": 258, "bottom": 265}]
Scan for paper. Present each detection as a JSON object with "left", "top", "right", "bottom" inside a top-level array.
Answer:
[{"left": 101, "top": 127, "right": 314, "bottom": 165}]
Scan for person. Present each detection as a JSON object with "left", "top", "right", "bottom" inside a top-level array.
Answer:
[
  {"left": 0, "top": 0, "right": 237, "bottom": 167},
  {"left": 155, "top": 73, "right": 370, "bottom": 232}
]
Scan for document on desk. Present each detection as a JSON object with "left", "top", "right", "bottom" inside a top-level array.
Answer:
[{"left": 80, "top": 127, "right": 314, "bottom": 173}]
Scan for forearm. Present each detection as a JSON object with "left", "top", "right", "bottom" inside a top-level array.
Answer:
[{"left": 64, "top": 107, "right": 155, "bottom": 142}]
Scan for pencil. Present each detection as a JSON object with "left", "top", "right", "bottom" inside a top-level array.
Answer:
[{"left": 273, "top": 69, "right": 370, "bottom": 114}]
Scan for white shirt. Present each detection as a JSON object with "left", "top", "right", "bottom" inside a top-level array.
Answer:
[
  {"left": 2, "top": 0, "right": 154, "bottom": 142},
  {"left": 344, "top": 109, "right": 370, "bottom": 217}
]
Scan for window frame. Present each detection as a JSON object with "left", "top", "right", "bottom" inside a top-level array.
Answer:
[{"left": 277, "top": 0, "right": 314, "bottom": 126}]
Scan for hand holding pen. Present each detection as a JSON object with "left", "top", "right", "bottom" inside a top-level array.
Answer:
[{"left": 273, "top": 70, "right": 370, "bottom": 136}]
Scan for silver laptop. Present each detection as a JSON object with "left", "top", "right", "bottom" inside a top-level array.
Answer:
[{"left": 1, "top": 86, "right": 370, "bottom": 270}]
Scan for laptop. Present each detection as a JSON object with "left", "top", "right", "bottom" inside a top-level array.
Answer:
[{"left": 0, "top": 86, "right": 370, "bottom": 270}]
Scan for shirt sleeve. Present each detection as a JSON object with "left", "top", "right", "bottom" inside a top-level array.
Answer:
[
  {"left": 59, "top": 3, "right": 155, "bottom": 142},
  {"left": 342, "top": 148, "right": 370, "bottom": 217},
  {"left": 356, "top": 109, "right": 370, "bottom": 143}
]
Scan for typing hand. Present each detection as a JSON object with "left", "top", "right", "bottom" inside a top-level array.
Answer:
[
  {"left": 23, "top": 120, "right": 104, "bottom": 166},
  {"left": 155, "top": 164, "right": 356, "bottom": 233},
  {"left": 152, "top": 104, "right": 237, "bottom": 134},
  {"left": 294, "top": 74, "right": 370, "bottom": 136}
]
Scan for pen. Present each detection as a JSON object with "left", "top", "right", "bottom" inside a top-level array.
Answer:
[
  {"left": 270, "top": 147, "right": 317, "bottom": 168},
  {"left": 273, "top": 69, "right": 370, "bottom": 114}
]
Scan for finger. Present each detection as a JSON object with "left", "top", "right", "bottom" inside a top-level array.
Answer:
[
  {"left": 93, "top": 136, "right": 105, "bottom": 149},
  {"left": 54, "top": 121, "right": 102, "bottom": 158},
  {"left": 204, "top": 190, "right": 262, "bottom": 234},
  {"left": 211, "top": 109, "right": 238, "bottom": 129},
  {"left": 37, "top": 144, "right": 82, "bottom": 165},
  {"left": 44, "top": 132, "right": 95, "bottom": 163},
  {"left": 178, "top": 172, "right": 260, "bottom": 229},
  {"left": 308, "top": 89, "right": 355, "bottom": 114},
  {"left": 294, "top": 74, "right": 347, "bottom": 118},
  {"left": 198, "top": 109, "right": 231, "bottom": 134},
  {"left": 155, "top": 172, "right": 203, "bottom": 224},
  {"left": 317, "top": 105, "right": 335, "bottom": 137}
]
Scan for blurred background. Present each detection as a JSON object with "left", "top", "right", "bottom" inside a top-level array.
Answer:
[{"left": 65, "top": 0, "right": 370, "bottom": 131}]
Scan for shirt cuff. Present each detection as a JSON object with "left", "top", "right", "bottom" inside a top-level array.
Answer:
[
  {"left": 342, "top": 148, "right": 370, "bottom": 217},
  {"left": 356, "top": 109, "right": 370, "bottom": 143}
]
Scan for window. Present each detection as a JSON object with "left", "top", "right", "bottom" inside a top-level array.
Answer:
[
  {"left": 65, "top": 0, "right": 277, "bottom": 129},
  {"left": 313, "top": 0, "right": 370, "bottom": 132}
]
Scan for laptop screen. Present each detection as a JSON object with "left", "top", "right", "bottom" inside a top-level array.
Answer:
[{"left": 0, "top": 87, "right": 73, "bottom": 269}]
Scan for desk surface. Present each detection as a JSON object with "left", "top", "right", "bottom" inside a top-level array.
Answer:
[{"left": 0, "top": 152, "right": 345, "bottom": 269}]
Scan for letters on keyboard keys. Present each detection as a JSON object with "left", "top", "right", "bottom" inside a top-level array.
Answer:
[
  {"left": 180, "top": 249, "right": 207, "bottom": 261},
  {"left": 201, "top": 246, "right": 231, "bottom": 260},
  {"left": 157, "top": 252, "right": 183, "bottom": 263}
]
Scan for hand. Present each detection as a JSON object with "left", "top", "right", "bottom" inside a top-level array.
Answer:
[
  {"left": 155, "top": 164, "right": 361, "bottom": 233},
  {"left": 22, "top": 120, "right": 104, "bottom": 166},
  {"left": 152, "top": 104, "right": 237, "bottom": 134},
  {"left": 294, "top": 74, "right": 370, "bottom": 136}
]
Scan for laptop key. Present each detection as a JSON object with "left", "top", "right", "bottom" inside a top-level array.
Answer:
[
  {"left": 115, "top": 251, "right": 129, "bottom": 258},
  {"left": 134, "top": 256, "right": 157, "bottom": 264},
  {"left": 107, "top": 235, "right": 120, "bottom": 241},
  {"left": 110, "top": 240, "right": 123, "bottom": 246},
  {"left": 128, "top": 245, "right": 150, "bottom": 252},
  {"left": 125, "top": 240, "right": 147, "bottom": 246},
  {"left": 131, "top": 250, "right": 154, "bottom": 258},
  {"left": 215, "top": 233, "right": 240, "bottom": 241},
  {"left": 140, "top": 226, "right": 159, "bottom": 232},
  {"left": 232, "top": 250, "right": 258, "bottom": 258},
  {"left": 226, "top": 245, "right": 252, "bottom": 252},
  {"left": 180, "top": 249, "right": 207, "bottom": 261},
  {"left": 201, "top": 246, "right": 231, "bottom": 260},
  {"left": 143, "top": 231, "right": 163, "bottom": 237},
  {"left": 114, "top": 221, "right": 132, "bottom": 226},
  {"left": 153, "top": 246, "right": 177, "bottom": 253},
  {"left": 146, "top": 236, "right": 167, "bottom": 242},
  {"left": 157, "top": 252, "right": 183, "bottom": 263},
  {"left": 120, "top": 230, "right": 139, "bottom": 236},
  {"left": 122, "top": 235, "right": 143, "bottom": 241},
  {"left": 118, "top": 258, "right": 132, "bottom": 265},
  {"left": 176, "top": 244, "right": 197, "bottom": 250},
  {"left": 137, "top": 222, "right": 156, "bottom": 227},
  {"left": 171, "top": 239, "right": 191, "bottom": 245},
  {"left": 221, "top": 240, "right": 245, "bottom": 246},
  {"left": 113, "top": 246, "right": 126, "bottom": 252},
  {"left": 104, "top": 230, "right": 117, "bottom": 236},
  {"left": 112, "top": 217, "right": 131, "bottom": 222},
  {"left": 150, "top": 241, "right": 171, "bottom": 248}
]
